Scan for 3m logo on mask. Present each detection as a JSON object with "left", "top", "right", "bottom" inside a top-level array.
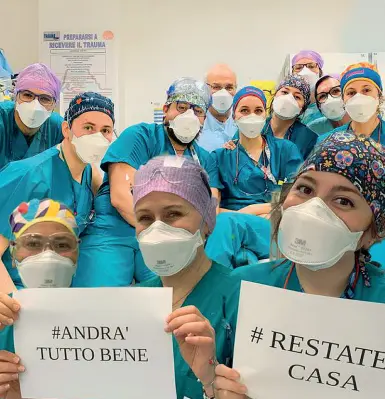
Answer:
[
  {"left": 157, "top": 260, "right": 166, "bottom": 265},
  {"left": 295, "top": 238, "right": 307, "bottom": 246}
]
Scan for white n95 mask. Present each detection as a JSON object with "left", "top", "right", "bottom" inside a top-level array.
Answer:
[
  {"left": 298, "top": 67, "right": 319, "bottom": 90},
  {"left": 137, "top": 220, "right": 204, "bottom": 276},
  {"left": 72, "top": 132, "right": 110, "bottom": 164},
  {"left": 272, "top": 94, "right": 301, "bottom": 120},
  {"left": 169, "top": 109, "right": 201, "bottom": 144},
  {"left": 344, "top": 93, "right": 379, "bottom": 123},
  {"left": 16, "top": 250, "right": 76, "bottom": 288},
  {"left": 235, "top": 114, "right": 266, "bottom": 139},
  {"left": 277, "top": 197, "right": 363, "bottom": 271},
  {"left": 212, "top": 89, "right": 233, "bottom": 114},
  {"left": 16, "top": 99, "right": 52, "bottom": 128},
  {"left": 320, "top": 96, "right": 345, "bottom": 121}
]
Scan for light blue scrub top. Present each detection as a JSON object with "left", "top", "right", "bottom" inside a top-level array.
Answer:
[
  {"left": 307, "top": 116, "right": 334, "bottom": 135},
  {"left": 0, "top": 101, "right": 63, "bottom": 169},
  {"left": 138, "top": 262, "right": 240, "bottom": 399},
  {"left": 233, "top": 259, "right": 385, "bottom": 303},
  {"left": 263, "top": 116, "right": 318, "bottom": 159},
  {"left": 212, "top": 133, "right": 302, "bottom": 211},
  {"left": 0, "top": 147, "right": 94, "bottom": 288},
  {"left": 205, "top": 213, "right": 271, "bottom": 268},
  {"left": 299, "top": 102, "right": 323, "bottom": 126},
  {"left": 72, "top": 123, "right": 220, "bottom": 288},
  {"left": 197, "top": 110, "right": 238, "bottom": 152}
]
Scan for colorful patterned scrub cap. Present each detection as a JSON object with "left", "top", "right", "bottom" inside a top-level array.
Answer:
[
  {"left": 276, "top": 75, "right": 311, "bottom": 109},
  {"left": 292, "top": 50, "right": 324, "bottom": 69},
  {"left": 10, "top": 199, "right": 78, "bottom": 239},
  {"left": 15, "top": 63, "right": 61, "bottom": 101},
  {"left": 133, "top": 156, "right": 217, "bottom": 233},
  {"left": 340, "top": 63, "right": 383, "bottom": 93},
  {"left": 65, "top": 92, "right": 115, "bottom": 127},
  {"left": 166, "top": 77, "right": 212, "bottom": 112},
  {"left": 298, "top": 132, "right": 385, "bottom": 236},
  {"left": 232, "top": 86, "right": 267, "bottom": 111}
]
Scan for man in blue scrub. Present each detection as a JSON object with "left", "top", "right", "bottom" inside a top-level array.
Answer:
[
  {"left": 72, "top": 77, "right": 220, "bottom": 288},
  {"left": 0, "top": 63, "right": 63, "bottom": 169},
  {"left": 197, "top": 64, "right": 238, "bottom": 152}
]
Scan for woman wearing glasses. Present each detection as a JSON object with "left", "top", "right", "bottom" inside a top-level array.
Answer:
[
  {"left": 0, "top": 63, "right": 63, "bottom": 169},
  {"left": 0, "top": 199, "right": 80, "bottom": 398},
  {"left": 0, "top": 92, "right": 115, "bottom": 291},
  {"left": 307, "top": 74, "right": 350, "bottom": 135}
]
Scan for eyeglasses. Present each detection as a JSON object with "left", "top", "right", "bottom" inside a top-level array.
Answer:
[
  {"left": 292, "top": 63, "right": 319, "bottom": 73},
  {"left": 316, "top": 86, "right": 342, "bottom": 104},
  {"left": 18, "top": 90, "right": 55, "bottom": 107},
  {"left": 175, "top": 101, "right": 206, "bottom": 117},
  {"left": 207, "top": 83, "right": 237, "bottom": 93},
  {"left": 10, "top": 233, "right": 79, "bottom": 255}
]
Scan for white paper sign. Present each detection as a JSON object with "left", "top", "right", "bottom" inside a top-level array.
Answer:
[
  {"left": 14, "top": 288, "right": 176, "bottom": 399},
  {"left": 233, "top": 281, "right": 385, "bottom": 399}
]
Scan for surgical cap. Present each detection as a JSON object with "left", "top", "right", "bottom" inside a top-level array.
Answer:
[
  {"left": 10, "top": 199, "right": 78, "bottom": 239},
  {"left": 166, "top": 77, "right": 212, "bottom": 112},
  {"left": 298, "top": 132, "right": 385, "bottom": 236},
  {"left": 15, "top": 63, "right": 61, "bottom": 101},
  {"left": 133, "top": 156, "right": 217, "bottom": 233},
  {"left": 233, "top": 86, "right": 267, "bottom": 112},
  {"left": 340, "top": 63, "right": 383, "bottom": 93},
  {"left": 277, "top": 75, "right": 311, "bottom": 109},
  {"left": 64, "top": 92, "right": 115, "bottom": 127},
  {"left": 292, "top": 50, "right": 324, "bottom": 69}
]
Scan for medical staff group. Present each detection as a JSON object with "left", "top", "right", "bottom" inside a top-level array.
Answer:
[{"left": 0, "top": 49, "right": 385, "bottom": 399}]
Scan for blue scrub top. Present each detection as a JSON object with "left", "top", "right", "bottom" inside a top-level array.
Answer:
[
  {"left": 138, "top": 262, "right": 240, "bottom": 399},
  {"left": 0, "top": 147, "right": 94, "bottom": 288},
  {"left": 370, "top": 241, "right": 385, "bottom": 268},
  {"left": 205, "top": 213, "right": 271, "bottom": 268},
  {"left": 0, "top": 101, "right": 63, "bottom": 169},
  {"left": 212, "top": 133, "right": 302, "bottom": 211},
  {"left": 299, "top": 102, "right": 323, "bottom": 126},
  {"left": 307, "top": 116, "right": 334, "bottom": 135},
  {"left": 263, "top": 116, "right": 317, "bottom": 159},
  {"left": 233, "top": 259, "right": 385, "bottom": 303},
  {"left": 197, "top": 111, "right": 238, "bottom": 152}
]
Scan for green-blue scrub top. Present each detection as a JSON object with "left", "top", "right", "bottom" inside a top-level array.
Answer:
[
  {"left": 0, "top": 101, "right": 63, "bottom": 169},
  {"left": 307, "top": 116, "right": 334, "bottom": 135},
  {"left": 0, "top": 147, "right": 93, "bottom": 288},
  {"left": 370, "top": 241, "right": 385, "bottom": 268},
  {"left": 205, "top": 213, "right": 271, "bottom": 268},
  {"left": 138, "top": 262, "right": 241, "bottom": 399},
  {"left": 233, "top": 259, "right": 385, "bottom": 303},
  {"left": 72, "top": 123, "right": 219, "bottom": 288},
  {"left": 299, "top": 102, "right": 323, "bottom": 126},
  {"left": 212, "top": 133, "right": 302, "bottom": 211},
  {"left": 263, "top": 116, "right": 318, "bottom": 159}
]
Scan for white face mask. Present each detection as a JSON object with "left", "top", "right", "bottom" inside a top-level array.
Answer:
[
  {"left": 16, "top": 99, "right": 52, "bottom": 128},
  {"left": 272, "top": 94, "right": 301, "bottom": 120},
  {"left": 320, "top": 96, "right": 345, "bottom": 121},
  {"left": 16, "top": 250, "right": 76, "bottom": 288},
  {"left": 298, "top": 67, "right": 319, "bottom": 90},
  {"left": 211, "top": 89, "right": 233, "bottom": 114},
  {"left": 137, "top": 220, "right": 204, "bottom": 277},
  {"left": 344, "top": 93, "right": 379, "bottom": 123},
  {"left": 168, "top": 109, "right": 202, "bottom": 144},
  {"left": 278, "top": 197, "right": 363, "bottom": 271},
  {"left": 71, "top": 132, "right": 111, "bottom": 164},
  {"left": 235, "top": 114, "right": 266, "bottom": 139}
]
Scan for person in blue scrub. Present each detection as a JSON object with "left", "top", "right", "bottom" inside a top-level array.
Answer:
[
  {"left": 0, "top": 92, "right": 115, "bottom": 290},
  {"left": 197, "top": 64, "right": 238, "bottom": 152},
  {"left": 0, "top": 199, "right": 81, "bottom": 398},
  {"left": 134, "top": 156, "right": 240, "bottom": 399},
  {"left": 291, "top": 50, "right": 324, "bottom": 126},
  {"left": 72, "top": 77, "right": 220, "bottom": 288},
  {"left": 307, "top": 74, "right": 350, "bottom": 135},
  {"left": 185, "top": 132, "right": 385, "bottom": 398},
  {"left": 0, "top": 63, "right": 63, "bottom": 169},
  {"left": 214, "top": 86, "right": 302, "bottom": 216},
  {"left": 318, "top": 62, "right": 385, "bottom": 145},
  {"left": 0, "top": 49, "right": 12, "bottom": 76}
]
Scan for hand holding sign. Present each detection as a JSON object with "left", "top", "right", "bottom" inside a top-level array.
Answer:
[
  {"left": 0, "top": 293, "right": 20, "bottom": 330},
  {"left": 214, "top": 364, "right": 248, "bottom": 399}
]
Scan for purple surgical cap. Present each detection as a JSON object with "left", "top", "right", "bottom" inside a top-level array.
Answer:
[
  {"left": 292, "top": 50, "right": 324, "bottom": 69},
  {"left": 15, "top": 63, "right": 61, "bottom": 101}
]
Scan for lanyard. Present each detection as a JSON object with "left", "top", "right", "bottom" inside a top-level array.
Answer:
[
  {"left": 263, "top": 117, "right": 295, "bottom": 141},
  {"left": 171, "top": 142, "right": 201, "bottom": 166},
  {"left": 347, "top": 118, "right": 382, "bottom": 143}
]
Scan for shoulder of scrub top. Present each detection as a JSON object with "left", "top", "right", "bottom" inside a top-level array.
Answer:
[
  {"left": 47, "top": 110, "right": 64, "bottom": 125},
  {"left": 317, "top": 123, "right": 350, "bottom": 145},
  {"left": 362, "top": 262, "right": 385, "bottom": 303},
  {"left": 0, "top": 99, "right": 15, "bottom": 115},
  {"left": 307, "top": 116, "right": 333, "bottom": 136},
  {"left": 101, "top": 122, "right": 160, "bottom": 172}
]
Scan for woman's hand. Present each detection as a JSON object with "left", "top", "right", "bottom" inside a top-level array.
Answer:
[
  {"left": 0, "top": 351, "right": 24, "bottom": 399},
  {"left": 214, "top": 364, "right": 248, "bottom": 399},
  {"left": 165, "top": 306, "right": 216, "bottom": 387},
  {"left": 223, "top": 140, "right": 237, "bottom": 150},
  {"left": 0, "top": 293, "right": 20, "bottom": 331}
]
